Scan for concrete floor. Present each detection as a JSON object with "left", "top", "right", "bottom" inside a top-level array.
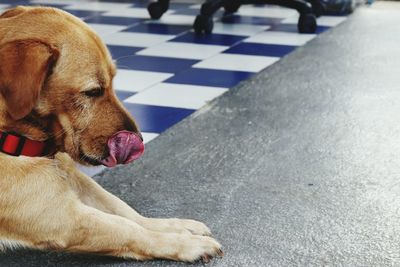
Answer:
[{"left": 1, "top": 3, "right": 400, "bottom": 267}]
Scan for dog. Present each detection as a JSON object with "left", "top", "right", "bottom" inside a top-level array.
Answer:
[{"left": 0, "top": 6, "right": 222, "bottom": 262}]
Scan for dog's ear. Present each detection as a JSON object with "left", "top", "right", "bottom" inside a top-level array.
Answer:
[{"left": 0, "top": 40, "right": 59, "bottom": 120}]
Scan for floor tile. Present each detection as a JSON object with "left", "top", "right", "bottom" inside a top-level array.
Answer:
[
  {"left": 123, "top": 103, "right": 195, "bottom": 133},
  {"left": 245, "top": 31, "right": 316, "bottom": 46},
  {"left": 5, "top": 0, "right": 65, "bottom": 7},
  {"left": 212, "top": 22, "right": 270, "bottom": 36},
  {"left": 29, "top": 3, "right": 67, "bottom": 8},
  {"left": 172, "top": 7, "right": 217, "bottom": 16},
  {"left": 159, "top": 2, "right": 197, "bottom": 10},
  {"left": 85, "top": 15, "right": 143, "bottom": 26},
  {"left": 115, "top": 90, "right": 136, "bottom": 102},
  {"left": 31, "top": 2, "right": 66, "bottom": 7},
  {"left": 116, "top": 55, "right": 198, "bottom": 73},
  {"left": 221, "top": 14, "right": 283, "bottom": 26},
  {"left": 193, "top": 53, "right": 279, "bottom": 72},
  {"left": 124, "top": 83, "right": 228, "bottom": 109},
  {"left": 224, "top": 42, "right": 296, "bottom": 57},
  {"left": 165, "top": 68, "right": 253, "bottom": 88},
  {"left": 123, "top": 23, "right": 191, "bottom": 35},
  {"left": 132, "top": 1, "right": 192, "bottom": 9},
  {"left": 171, "top": 32, "right": 246, "bottom": 46},
  {"left": 87, "top": 23, "right": 127, "bottom": 38},
  {"left": 107, "top": 45, "right": 143, "bottom": 59},
  {"left": 0, "top": 4, "right": 10, "bottom": 9},
  {"left": 141, "top": 132, "right": 159, "bottom": 143},
  {"left": 187, "top": 4, "right": 202, "bottom": 9},
  {"left": 31, "top": 0, "right": 81, "bottom": 4},
  {"left": 137, "top": 42, "right": 228, "bottom": 60},
  {"left": 64, "top": 9, "right": 104, "bottom": 19},
  {"left": 279, "top": 15, "right": 300, "bottom": 25},
  {"left": 114, "top": 69, "right": 173, "bottom": 93},
  {"left": 103, "top": 7, "right": 166, "bottom": 19},
  {"left": 147, "top": 14, "right": 196, "bottom": 25},
  {"left": 236, "top": 5, "right": 297, "bottom": 18},
  {"left": 130, "top": 1, "right": 150, "bottom": 8},
  {"left": 1, "top": 0, "right": 31, "bottom": 4},
  {"left": 269, "top": 23, "right": 330, "bottom": 34},
  {"left": 103, "top": 32, "right": 175, "bottom": 47},
  {"left": 64, "top": 2, "right": 133, "bottom": 12}
]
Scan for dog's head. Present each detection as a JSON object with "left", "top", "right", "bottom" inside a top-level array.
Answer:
[{"left": 0, "top": 6, "right": 144, "bottom": 167}]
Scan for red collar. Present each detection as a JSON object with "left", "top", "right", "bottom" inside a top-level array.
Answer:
[{"left": 0, "top": 131, "right": 49, "bottom": 157}]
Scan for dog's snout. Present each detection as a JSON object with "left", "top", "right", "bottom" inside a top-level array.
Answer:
[{"left": 122, "top": 114, "right": 142, "bottom": 141}]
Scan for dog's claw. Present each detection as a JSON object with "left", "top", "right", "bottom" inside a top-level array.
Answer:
[
  {"left": 201, "top": 254, "right": 211, "bottom": 263},
  {"left": 217, "top": 248, "right": 224, "bottom": 257}
]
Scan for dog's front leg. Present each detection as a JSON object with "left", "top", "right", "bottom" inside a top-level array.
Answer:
[
  {"left": 0, "top": 156, "right": 222, "bottom": 262},
  {"left": 58, "top": 153, "right": 213, "bottom": 236},
  {"left": 57, "top": 204, "right": 223, "bottom": 262}
]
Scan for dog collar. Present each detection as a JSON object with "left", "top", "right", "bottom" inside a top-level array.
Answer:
[{"left": 0, "top": 131, "right": 49, "bottom": 157}]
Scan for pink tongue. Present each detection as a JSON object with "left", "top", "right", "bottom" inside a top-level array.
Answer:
[{"left": 100, "top": 131, "right": 145, "bottom": 168}]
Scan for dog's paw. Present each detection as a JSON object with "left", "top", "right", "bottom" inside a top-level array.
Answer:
[
  {"left": 145, "top": 218, "right": 212, "bottom": 236},
  {"left": 175, "top": 219, "right": 212, "bottom": 236},
  {"left": 175, "top": 235, "right": 223, "bottom": 263}
]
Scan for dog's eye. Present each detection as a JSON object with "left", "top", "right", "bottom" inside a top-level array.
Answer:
[{"left": 84, "top": 87, "right": 104, "bottom": 97}]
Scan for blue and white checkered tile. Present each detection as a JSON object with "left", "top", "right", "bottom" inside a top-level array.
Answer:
[{"left": 0, "top": 0, "right": 347, "bottom": 175}]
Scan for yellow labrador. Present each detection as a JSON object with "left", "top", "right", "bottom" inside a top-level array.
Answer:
[{"left": 0, "top": 6, "right": 222, "bottom": 262}]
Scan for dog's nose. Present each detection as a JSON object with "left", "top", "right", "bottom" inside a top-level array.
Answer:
[
  {"left": 100, "top": 130, "right": 145, "bottom": 167},
  {"left": 122, "top": 115, "right": 142, "bottom": 141},
  {"left": 137, "top": 132, "right": 144, "bottom": 142}
]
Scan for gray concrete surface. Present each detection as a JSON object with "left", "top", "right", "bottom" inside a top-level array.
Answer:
[{"left": 2, "top": 4, "right": 400, "bottom": 267}]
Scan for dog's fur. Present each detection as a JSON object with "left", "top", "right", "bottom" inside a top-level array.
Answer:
[{"left": 0, "top": 6, "right": 222, "bottom": 262}]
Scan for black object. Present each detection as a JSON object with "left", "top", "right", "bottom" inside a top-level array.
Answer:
[
  {"left": 147, "top": 0, "right": 325, "bottom": 34},
  {"left": 147, "top": 0, "right": 169, "bottom": 19}
]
